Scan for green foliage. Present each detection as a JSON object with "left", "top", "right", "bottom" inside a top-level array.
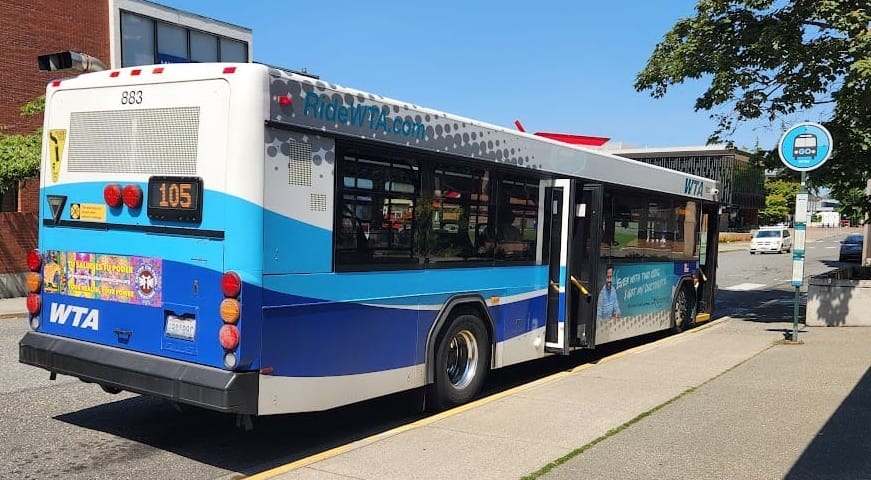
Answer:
[
  {"left": 0, "top": 133, "right": 41, "bottom": 192},
  {"left": 759, "top": 192, "right": 789, "bottom": 225},
  {"left": 636, "top": 0, "right": 871, "bottom": 217},
  {"left": 0, "top": 96, "right": 44, "bottom": 193},
  {"left": 765, "top": 179, "right": 801, "bottom": 211},
  {"left": 837, "top": 187, "right": 869, "bottom": 225}
]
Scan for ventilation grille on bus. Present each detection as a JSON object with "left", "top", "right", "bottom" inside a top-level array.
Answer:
[
  {"left": 310, "top": 193, "right": 327, "bottom": 211},
  {"left": 287, "top": 140, "right": 312, "bottom": 187},
  {"left": 67, "top": 107, "right": 199, "bottom": 174}
]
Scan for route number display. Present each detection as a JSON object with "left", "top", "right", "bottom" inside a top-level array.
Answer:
[{"left": 147, "top": 176, "right": 203, "bottom": 223}]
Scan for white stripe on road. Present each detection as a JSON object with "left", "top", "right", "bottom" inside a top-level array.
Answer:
[{"left": 722, "top": 283, "right": 767, "bottom": 291}]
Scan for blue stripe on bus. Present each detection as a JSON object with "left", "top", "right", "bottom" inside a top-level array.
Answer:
[
  {"left": 259, "top": 292, "right": 547, "bottom": 377},
  {"left": 261, "top": 265, "right": 548, "bottom": 304},
  {"left": 40, "top": 184, "right": 265, "bottom": 286},
  {"left": 42, "top": 182, "right": 227, "bottom": 232},
  {"left": 263, "top": 208, "right": 333, "bottom": 273}
]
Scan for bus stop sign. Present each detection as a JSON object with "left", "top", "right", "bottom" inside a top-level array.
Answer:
[{"left": 777, "top": 122, "right": 833, "bottom": 172}]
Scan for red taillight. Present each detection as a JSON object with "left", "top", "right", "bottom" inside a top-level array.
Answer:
[
  {"left": 221, "top": 272, "right": 242, "bottom": 298},
  {"left": 122, "top": 184, "right": 143, "bottom": 209},
  {"left": 152, "top": 67, "right": 164, "bottom": 74},
  {"left": 223, "top": 66, "right": 236, "bottom": 74},
  {"left": 219, "top": 324, "right": 240, "bottom": 350},
  {"left": 26, "top": 294, "right": 41, "bottom": 315},
  {"left": 277, "top": 95, "right": 292, "bottom": 106},
  {"left": 26, "top": 249, "right": 42, "bottom": 272},
  {"left": 131, "top": 69, "right": 141, "bottom": 76},
  {"left": 104, "top": 184, "right": 123, "bottom": 208},
  {"left": 109, "top": 71, "right": 120, "bottom": 78}
]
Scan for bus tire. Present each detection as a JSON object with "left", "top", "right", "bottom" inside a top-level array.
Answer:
[
  {"left": 430, "top": 314, "right": 490, "bottom": 411},
  {"left": 671, "top": 284, "right": 695, "bottom": 333}
]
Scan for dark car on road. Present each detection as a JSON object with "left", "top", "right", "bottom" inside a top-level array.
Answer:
[{"left": 839, "top": 234, "right": 864, "bottom": 262}]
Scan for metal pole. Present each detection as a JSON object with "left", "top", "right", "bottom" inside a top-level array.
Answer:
[{"left": 792, "top": 171, "right": 808, "bottom": 341}]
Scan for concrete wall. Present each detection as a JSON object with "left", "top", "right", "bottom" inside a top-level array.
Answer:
[{"left": 806, "top": 267, "right": 871, "bottom": 327}]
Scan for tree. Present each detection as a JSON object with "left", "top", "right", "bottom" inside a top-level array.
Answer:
[
  {"left": 759, "top": 192, "right": 790, "bottom": 225},
  {"left": 765, "top": 179, "right": 801, "bottom": 212},
  {"left": 635, "top": 1, "right": 871, "bottom": 220},
  {"left": 0, "top": 97, "right": 44, "bottom": 192}
]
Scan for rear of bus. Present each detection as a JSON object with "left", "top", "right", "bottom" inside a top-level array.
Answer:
[{"left": 19, "top": 63, "right": 268, "bottom": 414}]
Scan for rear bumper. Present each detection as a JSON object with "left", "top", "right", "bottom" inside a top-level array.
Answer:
[
  {"left": 19, "top": 331, "right": 258, "bottom": 414},
  {"left": 839, "top": 252, "right": 862, "bottom": 262}
]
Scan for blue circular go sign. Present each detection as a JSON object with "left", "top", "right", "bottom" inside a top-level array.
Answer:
[{"left": 777, "top": 122, "right": 833, "bottom": 172}]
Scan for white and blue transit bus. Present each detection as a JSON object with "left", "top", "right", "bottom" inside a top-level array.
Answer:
[{"left": 20, "top": 55, "right": 721, "bottom": 420}]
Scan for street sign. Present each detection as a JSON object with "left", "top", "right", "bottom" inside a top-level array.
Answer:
[
  {"left": 777, "top": 122, "right": 833, "bottom": 172},
  {"left": 778, "top": 123, "right": 834, "bottom": 341},
  {"left": 791, "top": 258, "right": 805, "bottom": 287},
  {"left": 794, "top": 193, "right": 809, "bottom": 224}
]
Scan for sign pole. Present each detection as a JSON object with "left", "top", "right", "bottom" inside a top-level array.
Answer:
[
  {"left": 791, "top": 172, "right": 808, "bottom": 341},
  {"left": 777, "top": 122, "right": 833, "bottom": 343}
]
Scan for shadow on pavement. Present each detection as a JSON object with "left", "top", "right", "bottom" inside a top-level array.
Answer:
[
  {"left": 715, "top": 287, "right": 806, "bottom": 324},
  {"left": 786, "top": 367, "right": 871, "bottom": 479},
  {"left": 51, "top": 329, "right": 670, "bottom": 477}
]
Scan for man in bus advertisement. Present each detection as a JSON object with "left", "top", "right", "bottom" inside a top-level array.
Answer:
[{"left": 595, "top": 263, "right": 677, "bottom": 343}]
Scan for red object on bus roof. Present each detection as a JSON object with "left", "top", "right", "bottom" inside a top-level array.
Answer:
[
  {"left": 533, "top": 132, "right": 610, "bottom": 146},
  {"left": 513, "top": 119, "right": 609, "bottom": 146}
]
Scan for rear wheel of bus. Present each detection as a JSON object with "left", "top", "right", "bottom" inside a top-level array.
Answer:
[{"left": 430, "top": 313, "right": 490, "bottom": 411}]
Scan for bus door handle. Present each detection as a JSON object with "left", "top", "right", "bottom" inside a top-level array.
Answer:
[
  {"left": 570, "top": 276, "right": 592, "bottom": 303},
  {"left": 549, "top": 281, "right": 561, "bottom": 292}
]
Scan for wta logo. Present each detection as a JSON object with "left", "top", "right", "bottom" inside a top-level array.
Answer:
[{"left": 49, "top": 303, "right": 99, "bottom": 331}]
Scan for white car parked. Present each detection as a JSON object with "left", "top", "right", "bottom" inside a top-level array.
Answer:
[{"left": 749, "top": 226, "right": 793, "bottom": 254}]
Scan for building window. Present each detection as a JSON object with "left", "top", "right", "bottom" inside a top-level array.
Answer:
[
  {"left": 121, "top": 11, "right": 249, "bottom": 66},
  {"left": 157, "top": 22, "right": 188, "bottom": 63},
  {"left": 121, "top": 12, "right": 154, "bottom": 67},
  {"left": 190, "top": 30, "right": 217, "bottom": 62},
  {"left": 220, "top": 38, "right": 247, "bottom": 62},
  {"left": 0, "top": 182, "right": 19, "bottom": 212}
]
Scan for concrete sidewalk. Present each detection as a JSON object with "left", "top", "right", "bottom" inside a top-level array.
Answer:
[
  {"left": 256, "top": 320, "right": 870, "bottom": 480},
  {"left": 0, "top": 296, "right": 25, "bottom": 319}
]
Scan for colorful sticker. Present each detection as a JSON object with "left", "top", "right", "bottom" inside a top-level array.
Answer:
[{"left": 43, "top": 251, "right": 162, "bottom": 306}]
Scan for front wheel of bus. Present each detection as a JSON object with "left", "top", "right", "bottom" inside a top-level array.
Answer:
[
  {"left": 431, "top": 314, "right": 490, "bottom": 411},
  {"left": 671, "top": 285, "right": 695, "bottom": 333}
]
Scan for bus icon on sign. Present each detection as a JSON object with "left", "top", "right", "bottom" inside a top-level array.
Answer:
[{"left": 793, "top": 133, "right": 817, "bottom": 159}]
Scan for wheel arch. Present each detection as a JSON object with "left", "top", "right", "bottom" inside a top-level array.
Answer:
[{"left": 424, "top": 294, "right": 494, "bottom": 385}]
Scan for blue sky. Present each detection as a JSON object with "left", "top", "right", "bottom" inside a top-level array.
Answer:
[{"left": 158, "top": 1, "right": 824, "bottom": 152}]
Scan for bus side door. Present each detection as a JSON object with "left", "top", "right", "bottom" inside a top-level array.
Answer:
[{"left": 568, "top": 182, "right": 602, "bottom": 347}]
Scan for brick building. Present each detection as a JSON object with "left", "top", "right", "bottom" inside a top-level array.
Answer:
[{"left": 0, "top": 0, "right": 250, "bottom": 297}]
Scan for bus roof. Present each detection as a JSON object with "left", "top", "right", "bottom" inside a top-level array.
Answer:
[{"left": 48, "top": 62, "right": 719, "bottom": 202}]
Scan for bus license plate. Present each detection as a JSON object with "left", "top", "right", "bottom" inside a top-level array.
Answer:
[{"left": 165, "top": 315, "right": 196, "bottom": 341}]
